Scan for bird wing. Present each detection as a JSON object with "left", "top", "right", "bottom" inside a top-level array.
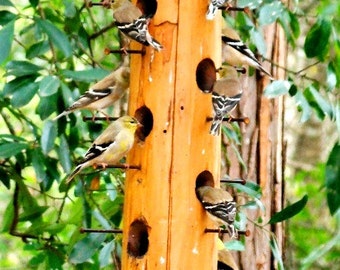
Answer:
[
  {"left": 203, "top": 200, "right": 237, "bottom": 225},
  {"left": 115, "top": 16, "right": 150, "bottom": 46},
  {"left": 83, "top": 140, "right": 115, "bottom": 163},
  {"left": 212, "top": 92, "right": 242, "bottom": 117},
  {"left": 222, "top": 36, "right": 260, "bottom": 66},
  {"left": 67, "top": 88, "right": 114, "bottom": 110}
]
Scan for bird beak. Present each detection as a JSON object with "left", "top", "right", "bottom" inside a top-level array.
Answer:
[{"left": 137, "top": 122, "right": 143, "bottom": 128}]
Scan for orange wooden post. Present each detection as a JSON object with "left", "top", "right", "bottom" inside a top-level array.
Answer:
[{"left": 122, "top": 0, "right": 221, "bottom": 269}]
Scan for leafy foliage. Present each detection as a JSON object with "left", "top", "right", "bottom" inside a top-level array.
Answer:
[
  {"left": 0, "top": 0, "right": 339, "bottom": 269},
  {"left": 0, "top": 0, "right": 124, "bottom": 268}
]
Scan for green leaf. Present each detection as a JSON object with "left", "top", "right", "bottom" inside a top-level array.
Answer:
[
  {"left": 1, "top": 199, "right": 14, "bottom": 232},
  {"left": 325, "top": 143, "right": 340, "bottom": 215},
  {"left": 230, "top": 181, "right": 262, "bottom": 199},
  {"left": 32, "top": 148, "right": 47, "bottom": 183},
  {"left": 26, "top": 40, "right": 49, "bottom": 59},
  {"left": 225, "top": 240, "right": 245, "bottom": 251},
  {"left": 63, "top": 0, "right": 77, "bottom": 18},
  {"left": 259, "top": 1, "right": 285, "bottom": 26},
  {"left": 0, "top": 0, "right": 14, "bottom": 7},
  {"left": 3, "top": 75, "right": 38, "bottom": 96},
  {"left": 237, "top": 0, "right": 262, "bottom": 10},
  {"left": 19, "top": 205, "right": 48, "bottom": 222},
  {"left": 301, "top": 232, "right": 340, "bottom": 268},
  {"left": 36, "top": 18, "right": 72, "bottom": 58},
  {"left": 269, "top": 235, "right": 284, "bottom": 270},
  {"left": 294, "top": 90, "right": 312, "bottom": 122},
  {"left": 0, "top": 10, "right": 16, "bottom": 26},
  {"left": 326, "top": 63, "right": 337, "bottom": 91},
  {"left": 288, "top": 11, "right": 300, "bottom": 39},
  {"left": 264, "top": 80, "right": 291, "bottom": 98},
  {"left": 28, "top": 252, "right": 45, "bottom": 267},
  {"left": 304, "top": 18, "right": 331, "bottom": 59},
  {"left": 0, "top": 142, "right": 29, "bottom": 158},
  {"left": 0, "top": 20, "right": 14, "bottom": 65},
  {"left": 61, "top": 68, "right": 110, "bottom": 82},
  {"left": 58, "top": 135, "right": 72, "bottom": 173},
  {"left": 69, "top": 233, "right": 106, "bottom": 264},
  {"left": 39, "top": 75, "right": 60, "bottom": 97},
  {"left": 46, "top": 249, "right": 64, "bottom": 270},
  {"left": 41, "top": 120, "right": 57, "bottom": 155},
  {"left": 269, "top": 194, "right": 308, "bottom": 224},
  {"left": 250, "top": 28, "right": 267, "bottom": 56},
  {"left": 36, "top": 93, "right": 58, "bottom": 120},
  {"left": 308, "top": 85, "right": 333, "bottom": 118},
  {"left": 10, "top": 81, "right": 39, "bottom": 108},
  {"left": 29, "top": 0, "right": 39, "bottom": 8},
  {"left": 99, "top": 240, "right": 115, "bottom": 268},
  {"left": 0, "top": 167, "right": 10, "bottom": 188},
  {"left": 6, "top": 60, "right": 42, "bottom": 77},
  {"left": 288, "top": 83, "right": 297, "bottom": 96}
]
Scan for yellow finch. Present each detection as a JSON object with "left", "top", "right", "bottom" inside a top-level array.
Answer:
[
  {"left": 217, "top": 238, "right": 239, "bottom": 270},
  {"left": 210, "top": 66, "right": 242, "bottom": 136},
  {"left": 218, "top": 250, "right": 239, "bottom": 270},
  {"left": 206, "top": 0, "right": 232, "bottom": 20},
  {"left": 221, "top": 26, "right": 273, "bottom": 78},
  {"left": 67, "top": 116, "right": 140, "bottom": 183},
  {"left": 54, "top": 65, "right": 130, "bottom": 120},
  {"left": 111, "top": 0, "right": 163, "bottom": 51},
  {"left": 196, "top": 185, "right": 238, "bottom": 238}
]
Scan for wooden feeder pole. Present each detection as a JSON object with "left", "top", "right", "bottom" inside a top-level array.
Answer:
[{"left": 122, "top": 0, "right": 222, "bottom": 269}]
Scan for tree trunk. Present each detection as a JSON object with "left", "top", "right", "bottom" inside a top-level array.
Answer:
[{"left": 226, "top": 22, "right": 287, "bottom": 270}]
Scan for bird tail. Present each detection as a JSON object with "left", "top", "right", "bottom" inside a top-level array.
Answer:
[
  {"left": 258, "top": 65, "right": 274, "bottom": 80},
  {"left": 210, "top": 115, "right": 223, "bottom": 136},
  {"left": 226, "top": 224, "right": 238, "bottom": 239},
  {"left": 66, "top": 164, "right": 83, "bottom": 184},
  {"left": 145, "top": 31, "right": 163, "bottom": 51},
  {"left": 53, "top": 111, "right": 70, "bottom": 121},
  {"left": 206, "top": 4, "right": 218, "bottom": 20}
]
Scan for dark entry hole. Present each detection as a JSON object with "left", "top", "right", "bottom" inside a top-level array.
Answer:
[
  {"left": 195, "top": 170, "right": 214, "bottom": 189},
  {"left": 127, "top": 218, "right": 150, "bottom": 258},
  {"left": 196, "top": 58, "right": 217, "bottom": 93},
  {"left": 134, "top": 105, "right": 153, "bottom": 142},
  {"left": 137, "top": 0, "right": 158, "bottom": 17}
]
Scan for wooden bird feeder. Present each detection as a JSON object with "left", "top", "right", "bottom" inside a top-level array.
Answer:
[{"left": 122, "top": 0, "right": 222, "bottom": 269}]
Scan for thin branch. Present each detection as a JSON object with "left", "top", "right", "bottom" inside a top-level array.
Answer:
[{"left": 89, "top": 21, "right": 116, "bottom": 40}]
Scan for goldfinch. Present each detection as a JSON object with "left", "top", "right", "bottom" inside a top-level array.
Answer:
[
  {"left": 67, "top": 116, "right": 140, "bottom": 183},
  {"left": 206, "top": 0, "right": 232, "bottom": 20},
  {"left": 217, "top": 238, "right": 239, "bottom": 270},
  {"left": 218, "top": 250, "right": 239, "bottom": 270},
  {"left": 210, "top": 66, "right": 242, "bottom": 136},
  {"left": 222, "top": 26, "right": 273, "bottom": 78},
  {"left": 54, "top": 65, "right": 130, "bottom": 120},
  {"left": 196, "top": 185, "right": 238, "bottom": 238},
  {"left": 111, "top": 0, "right": 163, "bottom": 51}
]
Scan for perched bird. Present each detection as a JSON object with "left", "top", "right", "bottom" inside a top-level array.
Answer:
[
  {"left": 206, "top": 0, "right": 232, "bottom": 20},
  {"left": 210, "top": 66, "right": 242, "bottom": 136},
  {"left": 196, "top": 185, "right": 238, "bottom": 238},
  {"left": 218, "top": 249, "right": 239, "bottom": 270},
  {"left": 110, "top": 0, "right": 163, "bottom": 51},
  {"left": 54, "top": 65, "right": 130, "bottom": 120},
  {"left": 221, "top": 26, "right": 273, "bottom": 78},
  {"left": 67, "top": 116, "right": 140, "bottom": 183},
  {"left": 217, "top": 238, "right": 239, "bottom": 270}
]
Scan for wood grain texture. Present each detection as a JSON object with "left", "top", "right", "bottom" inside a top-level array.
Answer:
[{"left": 122, "top": 1, "right": 222, "bottom": 269}]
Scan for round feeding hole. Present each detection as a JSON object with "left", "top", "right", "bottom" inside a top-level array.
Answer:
[
  {"left": 127, "top": 218, "right": 150, "bottom": 258},
  {"left": 137, "top": 0, "right": 158, "bottom": 17},
  {"left": 195, "top": 170, "right": 214, "bottom": 189},
  {"left": 196, "top": 58, "right": 217, "bottom": 93},
  {"left": 134, "top": 105, "right": 153, "bottom": 142}
]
